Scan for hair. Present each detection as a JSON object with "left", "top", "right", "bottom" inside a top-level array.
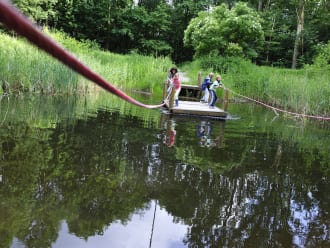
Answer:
[{"left": 170, "top": 67, "right": 178, "bottom": 73}]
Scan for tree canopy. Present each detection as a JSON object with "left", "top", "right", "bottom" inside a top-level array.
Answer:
[
  {"left": 184, "top": 3, "right": 264, "bottom": 59},
  {"left": 7, "top": 0, "right": 330, "bottom": 68}
]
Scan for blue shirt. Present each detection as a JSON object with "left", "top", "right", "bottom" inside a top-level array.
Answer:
[{"left": 201, "top": 77, "right": 212, "bottom": 90}]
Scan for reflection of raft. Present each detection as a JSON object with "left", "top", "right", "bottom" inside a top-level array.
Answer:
[{"left": 163, "top": 81, "right": 229, "bottom": 119}]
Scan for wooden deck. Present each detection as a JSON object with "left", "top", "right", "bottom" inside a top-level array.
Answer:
[
  {"left": 164, "top": 100, "right": 228, "bottom": 118},
  {"left": 162, "top": 78, "right": 229, "bottom": 119}
]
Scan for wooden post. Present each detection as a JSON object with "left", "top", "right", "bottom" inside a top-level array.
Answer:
[
  {"left": 223, "top": 88, "right": 229, "bottom": 112},
  {"left": 197, "top": 72, "right": 202, "bottom": 99},
  {"left": 198, "top": 72, "right": 202, "bottom": 86},
  {"left": 168, "top": 86, "right": 175, "bottom": 110},
  {"left": 162, "top": 81, "right": 168, "bottom": 101}
]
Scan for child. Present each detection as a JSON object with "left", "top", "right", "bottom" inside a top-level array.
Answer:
[
  {"left": 209, "top": 75, "right": 224, "bottom": 108},
  {"left": 200, "top": 72, "right": 214, "bottom": 103}
]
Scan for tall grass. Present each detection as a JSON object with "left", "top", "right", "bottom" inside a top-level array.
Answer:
[
  {"left": 0, "top": 30, "right": 172, "bottom": 96},
  {"left": 181, "top": 57, "right": 330, "bottom": 116}
]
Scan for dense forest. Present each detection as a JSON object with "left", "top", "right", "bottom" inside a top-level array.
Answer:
[{"left": 8, "top": 0, "right": 330, "bottom": 68}]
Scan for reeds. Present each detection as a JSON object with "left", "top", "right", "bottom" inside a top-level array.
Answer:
[
  {"left": 182, "top": 57, "right": 330, "bottom": 116},
  {"left": 0, "top": 30, "right": 172, "bottom": 95}
]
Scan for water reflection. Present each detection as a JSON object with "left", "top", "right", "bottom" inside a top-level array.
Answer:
[
  {"left": 0, "top": 95, "right": 328, "bottom": 248},
  {"left": 164, "top": 119, "right": 177, "bottom": 147},
  {"left": 196, "top": 120, "right": 225, "bottom": 148},
  {"left": 53, "top": 201, "right": 187, "bottom": 248}
]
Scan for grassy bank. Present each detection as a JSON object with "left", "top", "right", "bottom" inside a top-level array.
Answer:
[
  {"left": 181, "top": 57, "right": 330, "bottom": 117},
  {"left": 1, "top": 29, "right": 329, "bottom": 117},
  {"left": 0, "top": 30, "right": 172, "bottom": 96}
]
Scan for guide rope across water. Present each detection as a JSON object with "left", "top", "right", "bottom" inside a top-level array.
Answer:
[
  {"left": 0, "top": 1, "right": 165, "bottom": 109},
  {"left": 226, "top": 87, "right": 330, "bottom": 121}
]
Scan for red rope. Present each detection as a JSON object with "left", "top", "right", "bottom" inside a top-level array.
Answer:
[
  {"left": 227, "top": 88, "right": 330, "bottom": 121},
  {"left": 0, "top": 1, "right": 164, "bottom": 109}
]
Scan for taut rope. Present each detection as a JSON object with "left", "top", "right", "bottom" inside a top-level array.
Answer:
[
  {"left": 227, "top": 87, "right": 330, "bottom": 121},
  {"left": 0, "top": 1, "right": 164, "bottom": 109}
]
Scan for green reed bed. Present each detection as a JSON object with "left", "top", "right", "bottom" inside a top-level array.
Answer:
[
  {"left": 183, "top": 57, "right": 330, "bottom": 116},
  {"left": 43, "top": 30, "right": 172, "bottom": 95},
  {"left": 0, "top": 33, "right": 79, "bottom": 94},
  {"left": 0, "top": 30, "right": 172, "bottom": 96}
]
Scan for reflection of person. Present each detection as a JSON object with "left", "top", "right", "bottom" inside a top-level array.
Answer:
[
  {"left": 209, "top": 75, "right": 224, "bottom": 108},
  {"left": 197, "top": 121, "right": 213, "bottom": 147},
  {"left": 197, "top": 120, "right": 226, "bottom": 148},
  {"left": 165, "top": 120, "right": 176, "bottom": 147},
  {"left": 172, "top": 73, "right": 181, "bottom": 107},
  {"left": 200, "top": 72, "right": 214, "bottom": 103},
  {"left": 167, "top": 67, "right": 178, "bottom": 85}
]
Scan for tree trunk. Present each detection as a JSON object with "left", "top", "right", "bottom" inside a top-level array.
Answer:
[
  {"left": 258, "top": 0, "right": 263, "bottom": 11},
  {"left": 291, "top": 0, "right": 305, "bottom": 69}
]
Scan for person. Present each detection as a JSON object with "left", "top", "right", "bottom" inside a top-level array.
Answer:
[
  {"left": 200, "top": 72, "right": 214, "bottom": 103},
  {"left": 172, "top": 73, "right": 181, "bottom": 107},
  {"left": 167, "top": 67, "right": 178, "bottom": 85},
  {"left": 209, "top": 75, "right": 224, "bottom": 108},
  {"left": 166, "top": 120, "right": 176, "bottom": 147}
]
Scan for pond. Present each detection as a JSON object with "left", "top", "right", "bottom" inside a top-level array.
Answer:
[{"left": 0, "top": 93, "right": 329, "bottom": 248}]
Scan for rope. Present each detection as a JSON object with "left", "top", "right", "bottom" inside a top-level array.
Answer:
[
  {"left": 226, "top": 87, "right": 330, "bottom": 121},
  {"left": 165, "top": 84, "right": 173, "bottom": 101},
  {"left": 0, "top": 1, "right": 164, "bottom": 109}
]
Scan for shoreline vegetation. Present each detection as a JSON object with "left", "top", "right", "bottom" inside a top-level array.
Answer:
[
  {"left": 0, "top": 30, "right": 172, "bottom": 97},
  {"left": 1, "top": 30, "right": 329, "bottom": 117}
]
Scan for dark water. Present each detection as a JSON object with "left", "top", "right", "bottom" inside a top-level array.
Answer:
[{"left": 0, "top": 94, "right": 329, "bottom": 248}]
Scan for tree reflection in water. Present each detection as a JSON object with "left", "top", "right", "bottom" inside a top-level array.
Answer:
[{"left": 0, "top": 96, "right": 329, "bottom": 247}]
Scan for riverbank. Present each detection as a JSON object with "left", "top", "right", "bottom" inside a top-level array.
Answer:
[
  {"left": 1, "top": 30, "right": 330, "bottom": 118},
  {"left": 181, "top": 58, "right": 330, "bottom": 118}
]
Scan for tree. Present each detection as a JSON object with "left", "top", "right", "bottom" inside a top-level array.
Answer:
[
  {"left": 123, "top": 3, "right": 172, "bottom": 56},
  {"left": 292, "top": 0, "right": 306, "bottom": 69},
  {"left": 12, "top": 0, "right": 58, "bottom": 25},
  {"left": 169, "top": 0, "right": 215, "bottom": 62},
  {"left": 184, "top": 2, "right": 264, "bottom": 59}
]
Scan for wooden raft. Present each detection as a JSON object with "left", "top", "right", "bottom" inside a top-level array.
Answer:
[
  {"left": 163, "top": 73, "right": 229, "bottom": 118},
  {"left": 163, "top": 99, "right": 228, "bottom": 118}
]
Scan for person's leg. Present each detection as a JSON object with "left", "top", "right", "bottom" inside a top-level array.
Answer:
[
  {"left": 174, "top": 88, "right": 181, "bottom": 106},
  {"left": 212, "top": 92, "right": 217, "bottom": 105},
  {"left": 209, "top": 90, "right": 215, "bottom": 106},
  {"left": 209, "top": 90, "right": 214, "bottom": 106},
  {"left": 204, "top": 89, "right": 210, "bottom": 103},
  {"left": 200, "top": 89, "right": 206, "bottom": 102}
]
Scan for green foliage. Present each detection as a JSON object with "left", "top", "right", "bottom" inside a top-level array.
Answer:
[
  {"left": 182, "top": 56, "right": 330, "bottom": 116},
  {"left": 12, "top": 0, "right": 58, "bottom": 25},
  {"left": 8, "top": 0, "right": 330, "bottom": 67},
  {"left": 184, "top": 2, "right": 264, "bottom": 60},
  {"left": 0, "top": 31, "right": 172, "bottom": 95},
  {"left": 311, "top": 41, "right": 330, "bottom": 68}
]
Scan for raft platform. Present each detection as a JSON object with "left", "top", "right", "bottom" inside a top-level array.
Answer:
[
  {"left": 163, "top": 73, "right": 229, "bottom": 119},
  {"left": 163, "top": 99, "right": 227, "bottom": 118}
]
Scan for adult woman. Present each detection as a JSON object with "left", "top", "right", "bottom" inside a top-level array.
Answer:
[{"left": 172, "top": 73, "right": 181, "bottom": 107}]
